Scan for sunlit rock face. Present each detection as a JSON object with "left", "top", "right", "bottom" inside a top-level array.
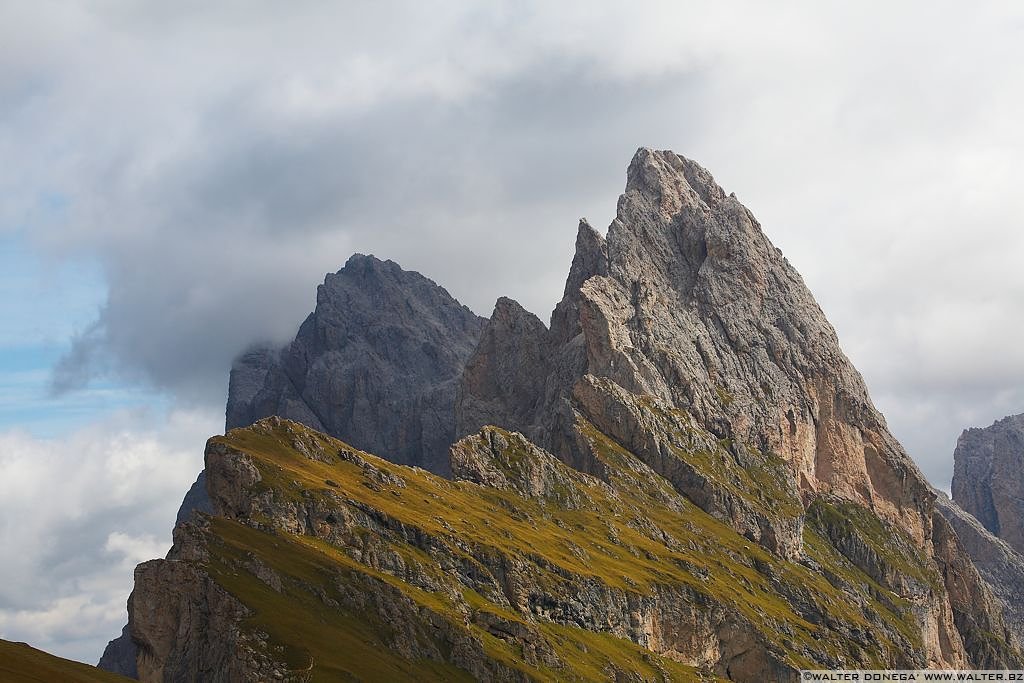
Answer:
[{"left": 459, "top": 148, "right": 932, "bottom": 547}]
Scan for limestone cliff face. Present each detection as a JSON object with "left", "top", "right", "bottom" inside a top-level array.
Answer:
[
  {"left": 174, "top": 256, "right": 483, "bottom": 522},
  {"left": 106, "top": 254, "right": 485, "bottom": 674},
  {"left": 458, "top": 148, "right": 930, "bottom": 546},
  {"left": 935, "top": 492, "right": 1024, "bottom": 646},
  {"left": 97, "top": 625, "right": 138, "bottom": 679},
  {"left": 946, "top": 413, "right": 1024, "bottom": 647},
  {"left": 952, "top": 413, "right": 1024, "bottom": 555},
  {"left": 455, "top": 148, "right": 1016, "bottom": 668}
]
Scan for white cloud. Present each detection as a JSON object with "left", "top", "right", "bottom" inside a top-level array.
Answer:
[
  {"left": 0, "top": 408, "right": 217, "bottom": 663},
  {"left": 104, "top": 532, "right": 169, "bottom": 572}
]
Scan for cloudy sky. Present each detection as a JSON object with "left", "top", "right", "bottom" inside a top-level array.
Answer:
[{"left": 2, "top": 0, "right": 1024, "bottom": 665}]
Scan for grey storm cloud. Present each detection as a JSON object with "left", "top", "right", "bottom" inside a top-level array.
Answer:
[{"left": 4, "top": 0, "right": 1024, "bottom": 489}]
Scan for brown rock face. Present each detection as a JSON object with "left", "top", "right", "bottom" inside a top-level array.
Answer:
[
  {"left": 952, "top": 413, "right": 1024, "bottom": 555},
  {"left": 458, "top": 148, "right": 931, "bottom": 544},
  {"left": 455, "top": 148, "right": 1018, "bottom": 666},
  {"left": 935, "top": 491, "right": 1024, "bottom": 640},
  {"left": 931, "top": 500, "right": 1023, "bottom": 666}
]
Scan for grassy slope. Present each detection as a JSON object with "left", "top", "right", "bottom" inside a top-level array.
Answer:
[
  {"left": 206, "top": 518, "right": 713, "bottom": 682},
  {"left": 0, "top": 640, "right": 132, "bottom": 683},
  {"left": 191, "top": 418, "right": 937, "bottom": 680}
]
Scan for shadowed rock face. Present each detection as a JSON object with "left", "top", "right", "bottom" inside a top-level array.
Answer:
[
  {"left": 935, "top": 492, "right": 1024, "bottom": 639},
  {"left": 96, "top": 625, "right": 138, "bottom": 679},
  {"left": 175, "top": 255, "right": 484, "bottom": 531},
  {"left": 225, "top": 253, "right": 486, "bottom": 475},
  {"left": 952, "top": 413, "right": 1024, "bottom": 555}
]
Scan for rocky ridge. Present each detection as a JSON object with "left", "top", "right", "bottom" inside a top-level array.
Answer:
[
  {"left": 459, "top": 149, "right": 931, "bottom": 546},
  {"left": 102, "top": 149, "right": 1023, "bottom": 679},
  {"left": 174, "top": 255, "right": 484, "bottom": 521},
  {"left": 104, "top": 255, "right": 485, "bottom": 678},
  {"left": 934, "top": 492, "right": 1024, "bottom": 638},
  {"left": 952, "top": 413, "right": 1024, "bottom": 555},
  {"left": 228, "top": 253, "right": 486, "bottom": 474},
  {"left": 124, "top": 417, "right": 1011, "bottom": 682}
]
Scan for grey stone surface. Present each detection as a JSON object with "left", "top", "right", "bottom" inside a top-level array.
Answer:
[
  {"left": 174, "top": 471, "right": 213, "bottom": 527},
  {"left": 952, "top": 413, "right": 1024, "bottom": 554},
  {"left": 935, "top": 491, "right": 1024, "bottom": 641},
  {"left": 110, "top": 150, "right": 1024, "bottom": 677},
  {"left": 455, "top": 148, "right": 1023, "bottom": 662},
  {"left": 96, "top": 623, "right": 138, "bottom": 678},
  {"left": 458, "top": 147, "right": 932, "bottom": 546},
  {"left": 121, "top": 254, "right": 485, "bottom": 676},
  {"left": 224, "top": 253, "right": 485, "bottom": 476}
]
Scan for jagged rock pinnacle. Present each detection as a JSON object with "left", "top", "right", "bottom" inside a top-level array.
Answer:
[{"left": 953, "top": 413, "right": 1024, "bottom": 554}]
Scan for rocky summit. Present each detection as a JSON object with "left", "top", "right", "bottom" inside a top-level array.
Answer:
[
  {"left": 226, "top": 253, "right": 486, "bottom": 475},
  {"left": 173, "top": 255, "right": 485, "bottom": 522},
  {"left": 100, "top": 149, "right": 1023, "bottom": 681}
]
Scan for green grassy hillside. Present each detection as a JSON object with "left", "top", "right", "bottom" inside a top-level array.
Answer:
[
  {"left": 0, "top": 640, "right": 132, "bottom": 683},
  {"left": 126, "top": 415, "right": 962, "bottom": 681}
]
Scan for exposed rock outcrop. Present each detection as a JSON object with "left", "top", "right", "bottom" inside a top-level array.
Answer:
[
  {"left": 108, "top": 255, "right": 485, "bottom": 673},
  {"left": 952, "top": 413, "right": 1024, "bottom": 555},
  {"left": 935, "top": 491, "right": 1024, "bottom": 639},
  {"left": 172, "top": 255, "right": 484, "bottom": 523},
  {"left": 226, "top": 253, "right": 485, "bottom": 474},
  {"left": 123, "top": 418, "right": 1007, "bottom": 682},
  {"left": 107, "top": 149, "right": 1024, "bottom": 679},
  {"left": 453, "top": 148, "right": 1020, "bottom": 667},
  {"left": 930, "top": 498, "right": 1023, "bottom": 666},
  {"left": 457, "top": 149, "right": 932, "bottom": 548},
  {"left": 173, "top": 473, "right": 213, "bottom": 527},
  {"left": 97, "top": 624, "right": 139, "bottom": 679}
]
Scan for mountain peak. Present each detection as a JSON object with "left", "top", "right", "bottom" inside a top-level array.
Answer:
[
  {"left": 952, "top": 412, "right": 1024, "bottom": 554},
  {"left": 465, "top": 147, "right": 932, "bottom": 546},
  {"left": 624, "top": 147, "right": 727, "bottom": 212},
  {"left": 225, "top": 255, "right": 485, "bottom": 474},
  {"left": 108, "top": 148, "right": 1024, "bottom": 680},
  {"left": 562, "top": 218, "right": 608, "bottom": 298},
  {"left": 334, "top": 252, "right": 405, "bottom": 282}
]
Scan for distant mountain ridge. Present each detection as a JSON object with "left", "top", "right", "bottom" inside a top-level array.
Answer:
[
  {"left": 171, "top": 254, "right": 485, "bottom": 522},
  {"left": 952, "top": 413, "right": 1024, "bottom": 554},
  {"left": 99, "top": 149, "right": 1023, "bottom": 680},
  {"left": 225, "top": 253, "right": 486, "bottom": 474},
  {"left": 933, "top": 412, "right": 1024, "bottom": 637}
]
